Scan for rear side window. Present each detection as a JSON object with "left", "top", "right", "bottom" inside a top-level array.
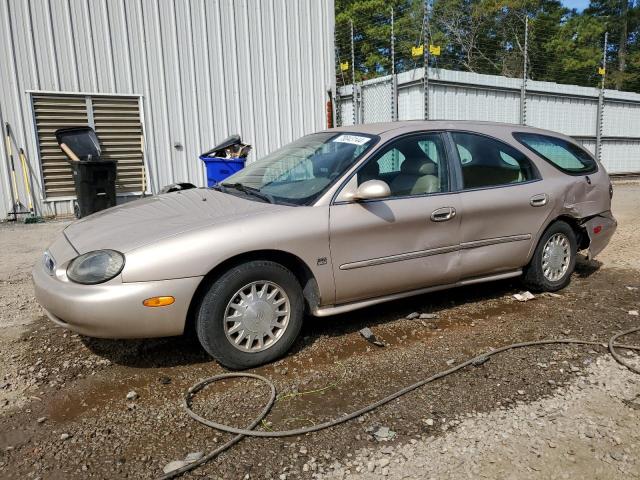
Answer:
[
  {"left": 514, "top": 133, "right": 597, "bottom": 175},
  {"left": 451, "top": 132, "right": 538, "bottom": 189}
]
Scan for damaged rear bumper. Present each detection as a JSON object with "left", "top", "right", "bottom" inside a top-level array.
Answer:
[{"left": 583, "top": 211, "right": 617, "bottom": 260}]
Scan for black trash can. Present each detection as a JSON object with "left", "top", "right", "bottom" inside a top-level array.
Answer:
[
  {"left": 69, "top": 159, "right": 117, "bottom": 218},
  {"left": 54, "top": 127, "right": 118, "bottom": 218}
]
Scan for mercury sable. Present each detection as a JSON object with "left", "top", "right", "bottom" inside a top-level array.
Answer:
[{"left": 33, "top": 121, "right": 616, "bottom": 369}]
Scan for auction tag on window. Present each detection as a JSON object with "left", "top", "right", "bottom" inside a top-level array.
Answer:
[{"left": 333, "top": 134, "right": 370, "bottom": 146}]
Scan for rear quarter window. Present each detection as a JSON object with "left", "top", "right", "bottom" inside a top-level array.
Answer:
[{"left": 514, "top": 132, "right": 598, "bottom": 175}]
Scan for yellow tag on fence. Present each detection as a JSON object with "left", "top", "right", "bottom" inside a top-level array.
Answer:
[
  {"left": 411, "top": 45, "right": 424, "bottom": 57},
  {"left": 598, "top": 67, "right": 606, "bottom": 75},
  {"left": 340, "top": 61, "right": 349, "bottom": 72},
  {"left": 429, "top": 44, "right": 441, "bottom": 56}
]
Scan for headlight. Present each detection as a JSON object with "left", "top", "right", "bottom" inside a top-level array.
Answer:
[{"left": 66, "top": 250, "right": 125, "bottom": 284}]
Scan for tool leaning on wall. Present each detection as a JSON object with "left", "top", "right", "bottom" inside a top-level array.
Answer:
[
  {"left": 19, "top": 148, "right": 34, "bottom": 215},
  {"left": 3, "top": 122, "right": 43, "bottom": 223},
  {"left": 4, "top": 123, "right": 27, "bottom": 219}
]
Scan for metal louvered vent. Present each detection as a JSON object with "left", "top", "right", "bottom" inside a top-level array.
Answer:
[
  {"left": 91, "top": 96, "right": 145, "bottom": 193},
  {"left": 33, "top": 94, "right": 88, "bottom": 197},
  {"left": 32, "top": 93, "right": 145, "bottom": 198}
]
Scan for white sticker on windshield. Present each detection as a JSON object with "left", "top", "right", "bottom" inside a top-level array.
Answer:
[{"left": 333, "top": 134, "right": 370, "bottom": 146}]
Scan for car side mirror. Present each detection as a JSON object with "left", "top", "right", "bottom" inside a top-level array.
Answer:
[{"left": 352, "top": 180, "right": 391, "bottom": 201}]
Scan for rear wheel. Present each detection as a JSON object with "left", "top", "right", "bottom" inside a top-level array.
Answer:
[
  {"left": 196, "top": 260, "right": 304, "bottom": 369},
  {"left": 523, "top": 221, "right": 577, "bottom": 292}
]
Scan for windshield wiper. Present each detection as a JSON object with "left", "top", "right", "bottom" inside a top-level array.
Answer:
[{"left": 220, "top": 182, "right": 274, "bottom": 204}]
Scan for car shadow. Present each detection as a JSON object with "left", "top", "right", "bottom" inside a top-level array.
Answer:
[
  {"left": 82, "top": 262, "right": 599, "bottom": 369},
  {"left": 80, "top": 333, "right": 212, "bottom": 369},
  {"left": 574, "top": 254, "right": 602, "bottom": 278},
  {"left": 286, "top": 276, "right": 523, "bottom": 357}
]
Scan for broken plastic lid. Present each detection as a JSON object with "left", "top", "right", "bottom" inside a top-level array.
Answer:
[
  {"left": 201, "top": 134, "right": 252, "bottom": 159},
  {"left": 55, "top": 127, "right": 101, "bottom": 161}
]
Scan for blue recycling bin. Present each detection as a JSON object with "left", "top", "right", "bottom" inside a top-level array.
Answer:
[{"left": 200, "top": 156, "right": 246, "bottom": 187}]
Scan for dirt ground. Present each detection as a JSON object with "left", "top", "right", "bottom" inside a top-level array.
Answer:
[{"left": 0, "top": 184, "right": 639, "bottom": 480}]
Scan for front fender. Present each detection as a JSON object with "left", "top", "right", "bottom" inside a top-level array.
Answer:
[{"left": 121, "top": 205, "right": 335, "bottom": 304}]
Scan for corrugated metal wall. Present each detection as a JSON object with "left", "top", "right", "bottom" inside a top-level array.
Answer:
[
  {"left": 0, "top": 0, "right": 335, "bottom": 219},
  {"left": 340, "top": 68, "right": 640, "bottom": 175}
]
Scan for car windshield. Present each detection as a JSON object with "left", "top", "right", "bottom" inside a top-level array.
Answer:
[{"left": 218, "top": 132, "right": 378, "bottom": 205}]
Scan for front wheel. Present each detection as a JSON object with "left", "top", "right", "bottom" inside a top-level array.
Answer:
[
  {"left": 523, "top": 221, "right": 577, "bottom": 292},
  {"left": 196, "top": 260, "right": 304, "bottom": 369}
]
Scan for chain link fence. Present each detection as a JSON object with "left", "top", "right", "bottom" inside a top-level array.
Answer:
[
  {"left": 331, "top": 2, "right": 636, "bottom": 171},
  {"left": 334, "top": 2, "right": 611, "bottom": 125},
  {"left": 361, "top": 77, "right": 394, "bottom": 123}
]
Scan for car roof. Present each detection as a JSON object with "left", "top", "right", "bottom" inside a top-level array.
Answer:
[{"left": 326, "top": 120, "right": 574, "bottom": 141}]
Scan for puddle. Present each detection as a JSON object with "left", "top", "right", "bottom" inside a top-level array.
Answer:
[
  {"left": 38, "top": 281, "right": 536, "bottom": 430},
  {"left": 47, "top": 376, "right": 140, "bottom": 422},
  {"left": 470, "top": 300, "right": 530, "bottom": 319}
]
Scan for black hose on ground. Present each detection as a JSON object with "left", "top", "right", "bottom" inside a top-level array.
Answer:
[{"left": 159, "top": 327, "right": 640, "bottom": 479}]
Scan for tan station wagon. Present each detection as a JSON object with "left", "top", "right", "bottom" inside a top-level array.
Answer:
[{"left": 33, "top": 121, "right": 617, "bottom": 369}]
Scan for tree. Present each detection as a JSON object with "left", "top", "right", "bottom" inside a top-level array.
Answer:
[
  {"left": 585, "top": 0, "right": 640, "bottom": 89},
  {"left": 544, "top": 14, "right": 606, "bottom": 86},
  {"left": 431, "top": 0, "right": 502, "bottom": 74},
  {"left": 335, "top": 0, "right": 640, "bottom": 91},
  {"left": 335, "top": 0, "right": 422, "bottom": 81}
]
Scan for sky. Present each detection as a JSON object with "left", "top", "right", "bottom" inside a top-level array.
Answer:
[{"left": 561, "top": 0, "right": 590, "bottom": 11}]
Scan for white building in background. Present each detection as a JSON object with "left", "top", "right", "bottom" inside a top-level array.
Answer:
[{"left": 0, "top": 0, "right": 335, "bottom": 219}]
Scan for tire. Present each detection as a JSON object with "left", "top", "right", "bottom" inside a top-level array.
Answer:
[
  {"left": 196, "top": 260, "right": 304, "bottom": 369},
  {"left": 523, "top": 220, "right": 577, "bottom": 292}
]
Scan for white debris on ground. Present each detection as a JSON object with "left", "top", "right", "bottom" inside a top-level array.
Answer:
[
  {"left": 318, "top": 355, "right": 640, "bottom": 479},
  {"left": 162, "top": 452, "right": 204, "bottom": 474},
  {"left": 514, "top": 291, "right": 536, "bottom": 302},
  {"left": 372, "top": 426, "right": 396, "bottom": 442}
]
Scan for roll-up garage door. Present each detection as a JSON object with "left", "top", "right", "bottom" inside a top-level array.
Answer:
[{"left": 31, "top": 93, "right": 145, "bottom": 198}]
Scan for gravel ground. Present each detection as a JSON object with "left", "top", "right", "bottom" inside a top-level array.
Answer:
[
  {"left": 321, "top": 355, "right": 640, "bottom": 480},
  {"left": 0, "top": 184, "right": 638, "bottom": 479},
  {"left": 0, "top": 220, "right": 68, "bottom": 409}
]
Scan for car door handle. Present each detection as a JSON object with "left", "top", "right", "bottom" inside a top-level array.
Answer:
[
  {"left": 430, "top": 207, "right": 456, "bottom": 222},
  {"left": 530, "top": 194, "right": 548, "bottom": 207}
]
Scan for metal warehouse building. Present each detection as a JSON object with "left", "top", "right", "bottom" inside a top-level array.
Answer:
[{"left": 0, "top": 0, "right": 335, "bottom": 219}]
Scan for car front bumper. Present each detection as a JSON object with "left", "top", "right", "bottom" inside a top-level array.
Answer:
[{"left": 32, "top": 251, "right": 203, "bottom": 339}]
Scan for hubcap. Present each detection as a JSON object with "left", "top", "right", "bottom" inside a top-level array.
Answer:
[
  {"left": 223, "top": 281, "right": 290, "bottom": 353},
  {"left": 542, "top": 233, "right": 571, "bottom": 282}
]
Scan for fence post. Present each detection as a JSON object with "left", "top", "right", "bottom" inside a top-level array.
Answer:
[
  {"left": 519, "top": 16, "right": 528, "bottom": 125},
  {"left": 423, "top": 0, "right": 429, "bottom": 120},
  {"left": 334, "top": 36, "right": 343, "bottom": 127},
  {"left": 390, "top": 7, "right": 398, "bottom": 121},
  {"left": 350, "top": 20, "right": 358, "bottom": 125},
  {"left": 596, "top": 31, "right": 608, "bottom": 161}
]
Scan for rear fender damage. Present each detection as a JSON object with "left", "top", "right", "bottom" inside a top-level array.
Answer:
[
  {"left": 581, "top": 212, "right": 617, "bottom": 260},
  {"left": 554, "top": 173, "right": 615, "bottom": 260}
]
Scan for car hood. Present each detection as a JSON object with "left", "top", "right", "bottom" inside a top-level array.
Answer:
[{"left": 64, "top": 188, "right": 285, "bottom": 253}]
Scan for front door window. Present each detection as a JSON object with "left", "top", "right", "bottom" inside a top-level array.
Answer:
[{"left": 357, "top": 133, "right": 449, "bottom": 197}]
